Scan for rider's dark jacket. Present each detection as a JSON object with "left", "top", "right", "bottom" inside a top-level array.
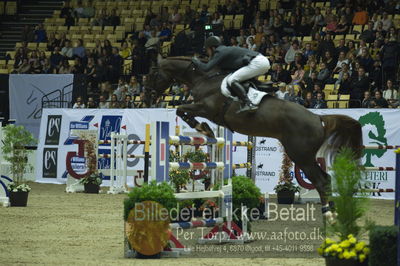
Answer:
[{"left": 192, "top": 45, "right": 259, "bottom": 72}]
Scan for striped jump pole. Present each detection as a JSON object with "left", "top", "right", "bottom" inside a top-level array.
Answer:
[
  {"left": 232, "top": 162, "right": 252, "bottom": 169},
  {"left": 170, "top": 218, "right": 224, "bottom": 230},
  {"left": 170, "top": 136, "right": 225, "bottom": 145},
  {"left": 170, "top": 162, "right": 225, "bottom": 170},
  {"left": 359, "top": 188, "right": 395, "bottom": 193},
  {"left": 364, "top": 167, "right": 396, "bottom": 171},
  {"left": 363, "top": 145, "right": 400, "bottom": 150}
]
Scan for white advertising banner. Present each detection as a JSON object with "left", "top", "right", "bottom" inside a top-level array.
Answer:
[
  {"left": 36, "top": 108, "right": 399, "bottom": 199},
  {"left": 9, "top": 74, "right": 73, "bottom": 138}
]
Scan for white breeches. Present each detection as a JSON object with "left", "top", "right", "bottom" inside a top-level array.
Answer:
[{"left": 226, "top": 54, "right": 271, "bottom": 86}]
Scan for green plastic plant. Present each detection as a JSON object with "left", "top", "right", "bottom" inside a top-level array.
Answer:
[
  {"left": 1, "top": 125, "right": 36, "bottom": 189},
  {"left": 329, "top": 147, "right": 369, "bottom": 240},
  {"left": 318, "top": 148, "right": 371, "bottom": 263},
  {"left": 123, "top": 181, "right": 177, "bottom": 221},
  {"left": 79, "top": 172, "right": 102, "bottom": 185},
  {"left": 232, "top": 176, "right": 261, "bottom": 213}
]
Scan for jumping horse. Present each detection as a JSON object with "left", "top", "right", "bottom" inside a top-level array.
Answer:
[{"left": 144, "top": 57, "right": 363, "bottom": 219}]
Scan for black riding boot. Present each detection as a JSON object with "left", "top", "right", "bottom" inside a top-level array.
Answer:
[{"left": 230, "top": 81, "right": 258, "bottom": 114}]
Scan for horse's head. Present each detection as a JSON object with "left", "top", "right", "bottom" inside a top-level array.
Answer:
[{"left": 143, "top": 65, "right": 173, "bottom": 106}]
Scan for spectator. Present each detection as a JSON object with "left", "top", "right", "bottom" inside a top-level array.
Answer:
[
  {"left": 82, "top": 1, "right": 95, "bottom": 18},
  {"left": 370, "top": 40, "right": 382, "bottom": 60},
  {"left": 323, "top": 51, "right": 337, "bottom": 72},
  {"left": 302, "top": 43, "right": 315, "bottom": 61},
  {"left": 85, "top": 57, "right": 96, "bottom": 83},
  {"left": 312, "top": 83, "right": 325, "bottom": 99},
  {"left": 28, "top": 51, "right": 39, "bottom": 64},
  {"left": 311, "top": 7, "right": 325, "bottom": 31},
  {"left": 159, "top": 22, "right": 172, "bottom": 42},
  {"left": 383, "top": 80, "right": 398, "bottom": 108},
  {"left": 16, "top": 58, "right": 31, "bottom": 74},
  {"left": 291, "top": 63, "right": 305, "bottom": 85},
  {"left": 109, "top": 94, "right": 120, "bottom": 108},
  {"left": 370, "top": 60, "right": 383, "bottom": 91},
  {"left": 73, "top": 39, "right": 86, "bottom": 58},
  {"left": 285, "top": 85, "right": 304, "bottom": 105},
  {"left": 42, "top": 58, "right": 52, "bottom": 74},
  {"left": 47, "top": 32, "right": 60, "bottom": 52},
  {"left": 337, "top": 72, "right": 352, "bottom": 95},
  {"left": 34, "top": 24, "right": 46, "bottom": 43},
  {"left": 86, "top": 97, "right": 97, "bottom": 108},
  {"left": 271, "top": 64, "right": 292, "bottom": 84},
  {"left": 94, "top": 58, "right": 108, "bottom": 83},
  {"left": 317, "top": 33, "right": 335, "bottom": 61},
  {"left": 380, "top": 12, "right": 393, "bottom": 31},
  {"left": 361, "top": 91, "right": 373, "bottom": 108},
  {"left": 246, "top": 36, "right": 257, "bottom": 51},
  {"left": 169, "top": 6, "right": 182, "bottom": 25},
  {"left": 61, "top": 40, "right": 73, "bottom": 59},
  {"left": 176, "top": 84, "right": 194, "bottom": 105},
  {"left": 352, "top": 6, "right": 368, "bottom": 25},
  {"left": 31, "top": 58, "right": 42, "bottom": 74},
  {"left": 357, "top": 48, "right": 374, "bottom": 74},
  {"left": 150, "top": 14, "right": 162, "bottom": 28},
  {"left": 380, "top": 37, "right": 400, "bottom": 82},
  {"left": 211, "top": 12, "right": 223, "bottom": 26},
  {"left": 58, "top": 60, "right": 71, "bottom": 74},
  {"left": 350, "top": 67, "right": 370, "bottom": 107},
  {"left": 317, "top": 62, "right": 331, "bottom": 85},
  {"left": 114, "top": 78, "right": 128, "bottom": 101},
  {"left": 50, "top": 47, "right": 64, "bottom": 70},
  {"left": 60, "top": 1, "right": 74, "bottom": 19},
  {"left": 58, "top": 32, "right": 69, "bottom": 48},
  {"left": 326, "top": 15, "right": 338, "bottom": 34},
  {"left": 122, "top": 95, "right": 134, "bottom": 108},
  {"left": 73, "top": 1, "right": 85, "bottom": 18},
  {"left": 335, "top": 15, "right": 350, "bottom": 35},
  {"left": 21, "top": 25, "right": 34, "bottom": 42},
  {"left": 119, "top": 41, "right": 131, "bottom": 59},
  {"left": 333, "top": 52, "right": 350, "bottom": 74},
  {"left": 127, "top": 76, "right": 142, "bottom": 96},
  {"left": 284, "top": 40, "right": 301, "bottom": 64},
  {"left": 71, "top": 57, "right": 84, "bottom": 74},
  {"left": 275, "top": 82, "right": 288, "bottom": 100},
  {"left": 371, "top": 90, "right": 389, "bottom": 108},
  {"left": 145, "top": 30, "right": 159, "bottom": 66},
  {"left": 360, "top": 21, "right": 375, "bottom": 44},
  {"left": 98, "top": 95, "right": 109, "bottom": 109},
  {"left": 102, "top": 39, "right": 113, "bottom": 56},
  {"left": 108, "top": 9, "right": 120, "bottom": 26},
  {"left": 297, "top": 17, "right": 311, "bottom": 37},
  {"left": 72, "top": 96, "right": 85, "bottom": 108},
  {"left": 182, "top": 6, "right": 194, "bottom": 25},
  {"left": 303, "top": 92, "right": 315, "bottom": 108},
  {"left": 312, "top": 92, "right": 327, "bottom": 109}
]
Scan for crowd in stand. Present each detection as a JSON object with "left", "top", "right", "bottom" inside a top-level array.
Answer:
[{"left": 7, "top": 0, "right": 400, "bottom": 109}]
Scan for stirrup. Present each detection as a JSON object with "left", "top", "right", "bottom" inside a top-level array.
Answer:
[{"left": 236, "top": 103, "right": 258, "bottom": 114}]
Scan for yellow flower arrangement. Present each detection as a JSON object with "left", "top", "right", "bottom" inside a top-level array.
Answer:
[{"left": 319, "top": 234, "right": 369, "bottom": 263}]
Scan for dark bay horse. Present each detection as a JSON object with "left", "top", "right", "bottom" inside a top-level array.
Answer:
[{"left": 145, "top": 57, "right": 363, "bottom": 218}]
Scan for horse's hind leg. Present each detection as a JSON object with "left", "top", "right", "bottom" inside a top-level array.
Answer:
[{"left": 283, "top": 145, "right": 334, "bottom": 220}]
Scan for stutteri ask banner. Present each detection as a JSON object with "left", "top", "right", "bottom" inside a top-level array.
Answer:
[
  {"left": 254, "top": 109, "right": 400, "bottom": 199},
  {"left": 9, "top": 74, "right": 73, "bottom": 138}
]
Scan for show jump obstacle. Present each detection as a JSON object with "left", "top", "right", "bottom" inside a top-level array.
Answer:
[{"left": 124, "top": 121, "right": 251, "bottom": 258}]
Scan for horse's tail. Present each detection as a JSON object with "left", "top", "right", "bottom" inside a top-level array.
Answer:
[{"left": 318, "top": 114, "right": 363, "bottom": 162}]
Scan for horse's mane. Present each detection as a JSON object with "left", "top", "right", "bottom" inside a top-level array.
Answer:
[{"left": 164, "top": 56, "right": 209, "bottom": 63}]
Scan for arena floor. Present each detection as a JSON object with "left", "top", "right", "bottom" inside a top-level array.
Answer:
[{"left": 0, "top": 183, "right": 394, "bottom": 265}]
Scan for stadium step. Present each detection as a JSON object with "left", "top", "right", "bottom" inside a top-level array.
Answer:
[{"left": 0, "top": 0, "right": 64, "bottom": 58}]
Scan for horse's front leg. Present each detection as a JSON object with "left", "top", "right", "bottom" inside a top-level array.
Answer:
[{"left": 177, "top": 103, "right": 215, "bottom": 138}]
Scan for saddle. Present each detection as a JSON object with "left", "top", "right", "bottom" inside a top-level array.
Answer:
[{"left": 242, "top": 79, "right": 277, "bottom": 94}]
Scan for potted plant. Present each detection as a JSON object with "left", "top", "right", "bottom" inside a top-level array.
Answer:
[
  {"left": 231, "top": 175, "right": 262, "bottom": 231},
  {"left": 2, "top": 124, "right": 36, "bottom": 207},
  {"left": 80, "top": 172, "right": 102, "bottom": 193},
  {"left": 124, "top": 181, "right": 177, "bottom": 258},
  {"left": 318, "top": 148, "right": 370, "bottom": 266},
  {"left": 169, "top": 169, "right": 190, "bottom": 193},
  {"left": 185, "top": 149, "right": 210, "bottom": 191},
  {"left": 274, "top": 150, "right": 300, "bottom": 204},
  {"left": 78, "top": 140, "right": 101, "bottom": 193}
]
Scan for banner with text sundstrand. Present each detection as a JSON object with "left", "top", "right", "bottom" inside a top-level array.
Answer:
[{"left": 36, "top": 108, "right": 400, "bottom": 199}]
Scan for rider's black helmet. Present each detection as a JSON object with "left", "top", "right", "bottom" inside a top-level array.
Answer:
[{"left": 205, "top": 36, "right": 222, "bottom": 49}]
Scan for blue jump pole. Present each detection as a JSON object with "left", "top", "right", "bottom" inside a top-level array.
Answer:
[{"left": 395, "top": 149, "right": 400, "bottom": 266}]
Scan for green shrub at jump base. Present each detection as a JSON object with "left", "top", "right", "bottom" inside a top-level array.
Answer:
[{"left": 368, "top": 226, "right": 398, "bottom": 266}]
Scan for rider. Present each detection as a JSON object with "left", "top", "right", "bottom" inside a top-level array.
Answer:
[{"left": 192, "top": 36, "right": 271, "bottom": 113}]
